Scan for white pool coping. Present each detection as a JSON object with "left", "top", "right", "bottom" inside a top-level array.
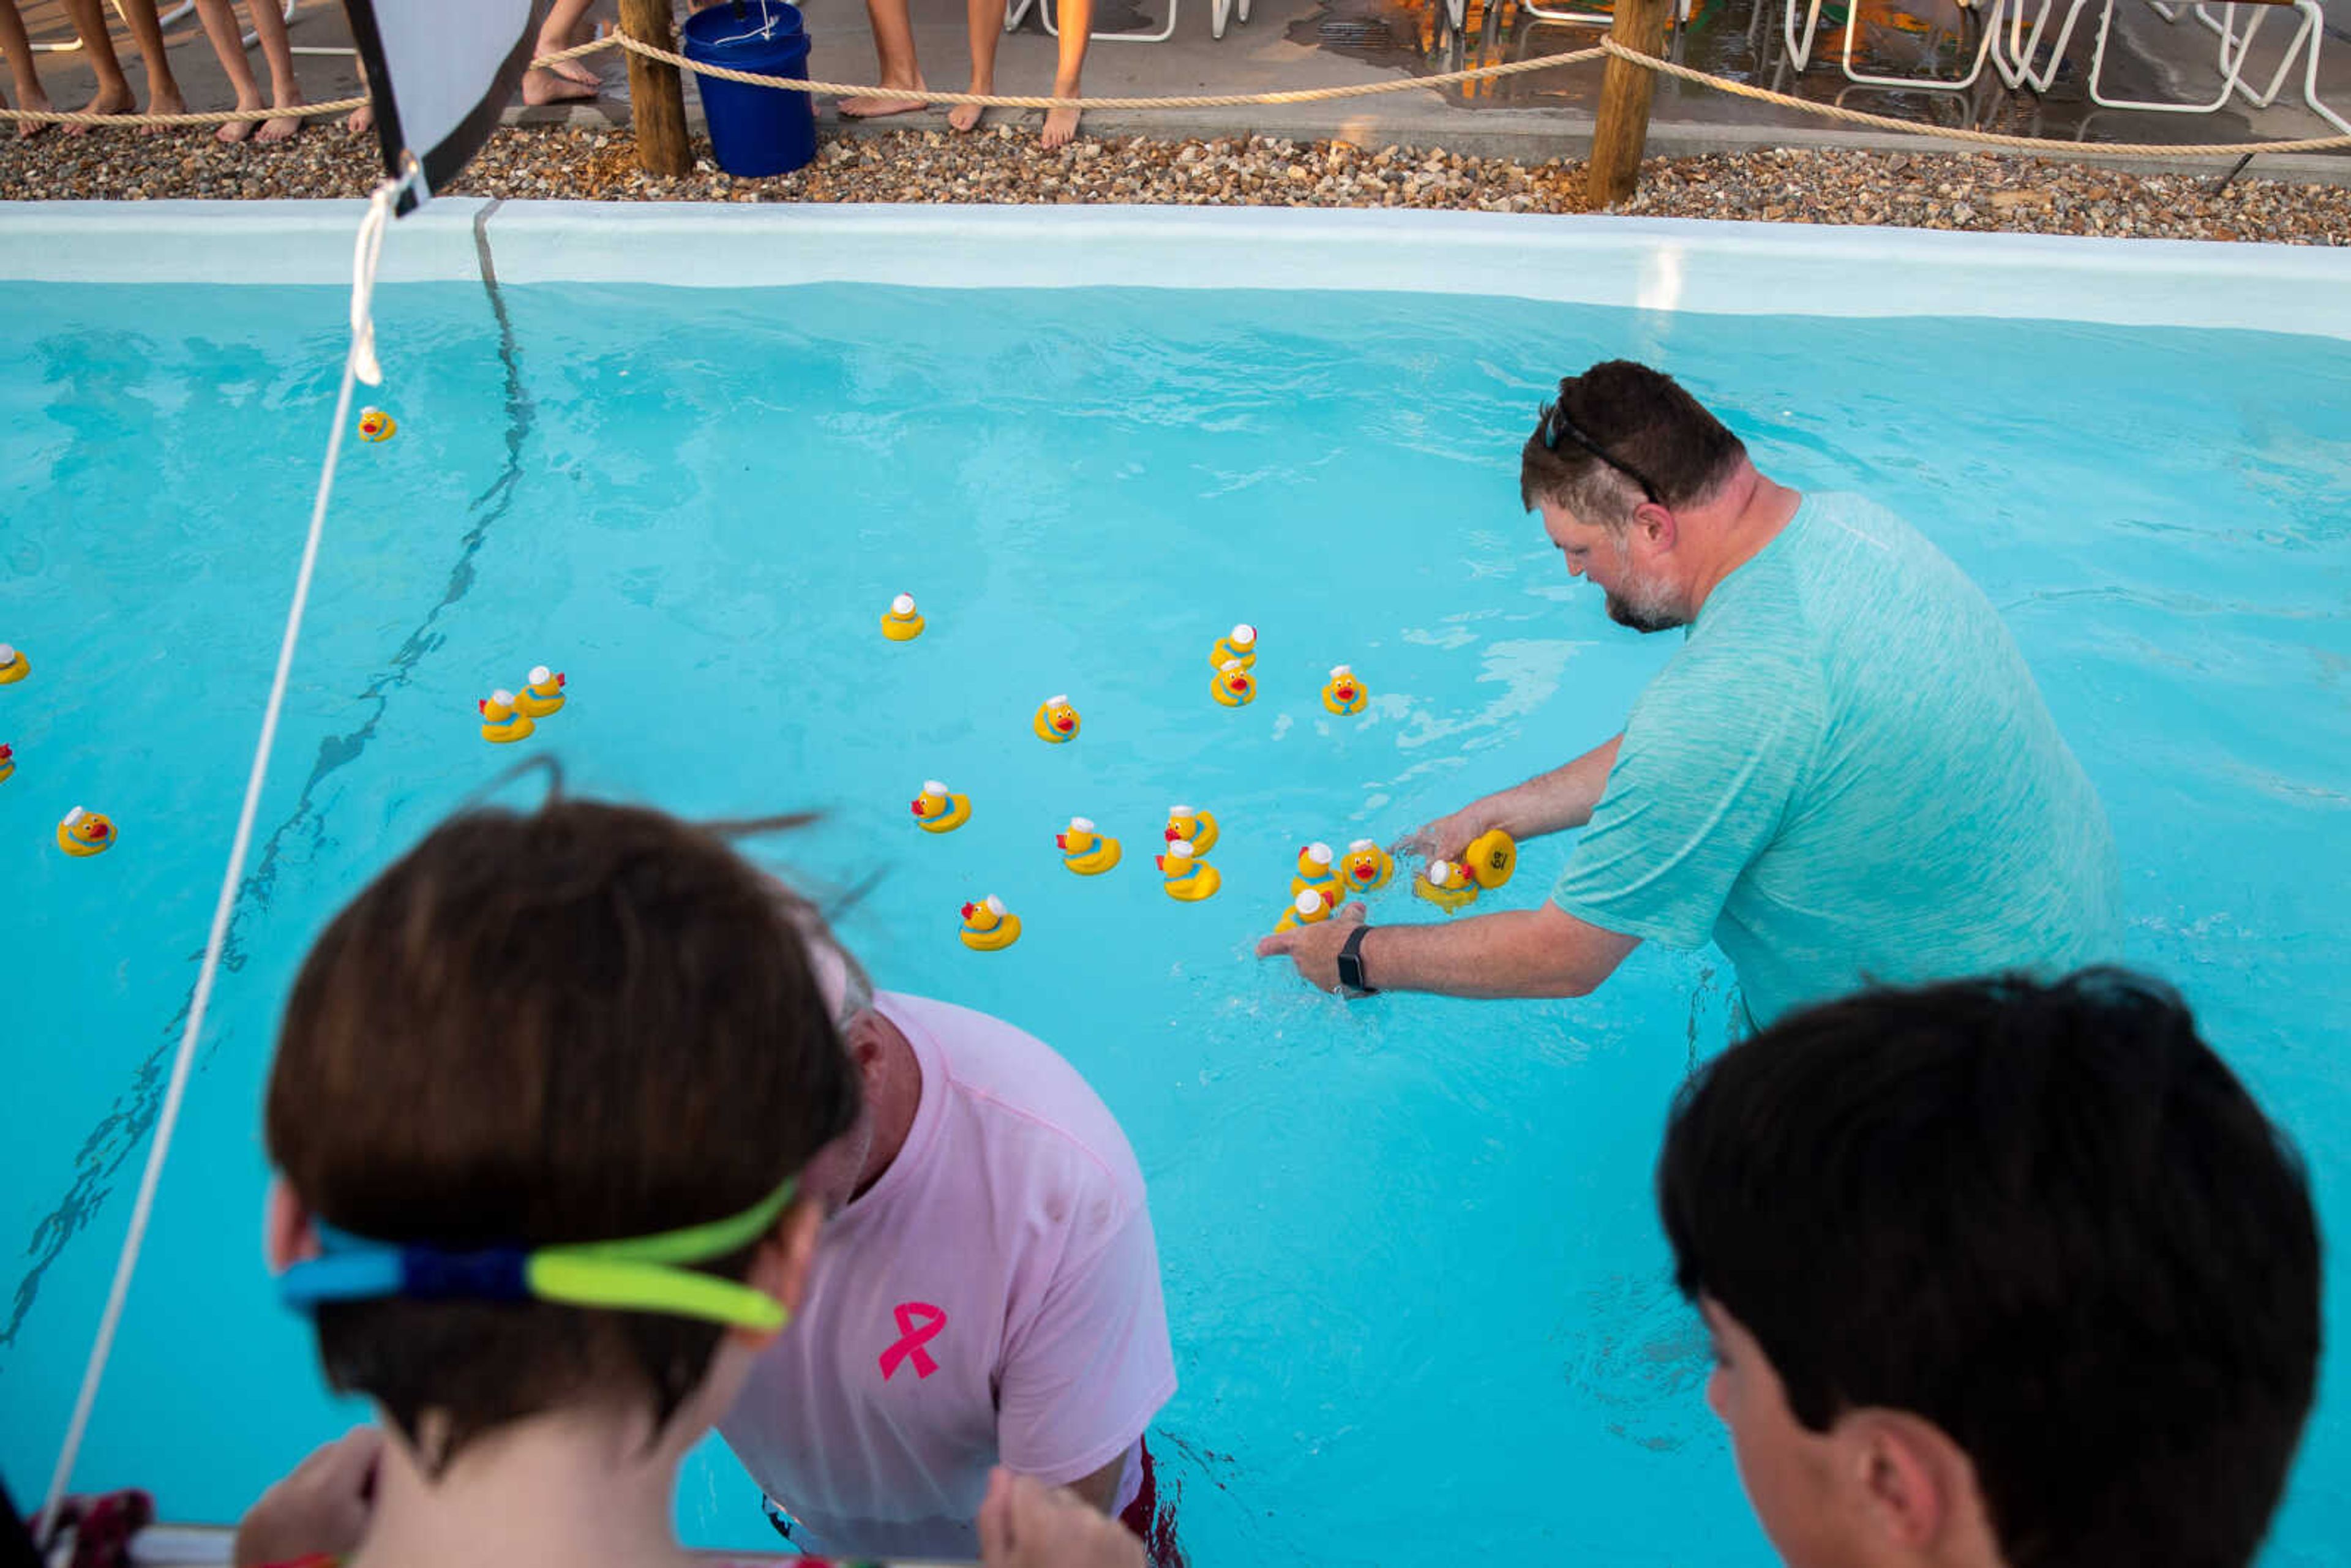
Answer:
[{"left": 3, "top": 200, "right": 2348, "bottom": 338}]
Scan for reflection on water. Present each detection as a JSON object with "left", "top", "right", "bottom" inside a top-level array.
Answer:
[{"left": 1285, "top": 0, "right": 2256, "bottom": 140}]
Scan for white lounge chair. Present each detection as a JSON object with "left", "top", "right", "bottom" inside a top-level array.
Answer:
[
  {"left": 1993, "top": 0, "right": 2348, "bottom": 132},
  {"left": 1782, "top": 0, "right": 2007, "bottom": 91},
  {"left": 1003, "top": 0, "right": 1194, "bottom": 43}
]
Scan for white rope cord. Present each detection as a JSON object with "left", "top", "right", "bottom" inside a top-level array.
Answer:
[{"left": 36, "top": 165, "right": 413, "bottom": 1547}]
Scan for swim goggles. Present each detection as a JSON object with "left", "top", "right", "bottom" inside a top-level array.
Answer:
[
  {"left": 1539, "top": 400, "right": 1665, "bottom": 505},
  {"left": 279, "top": 1172, "right": 800, "bottom": 1332}
]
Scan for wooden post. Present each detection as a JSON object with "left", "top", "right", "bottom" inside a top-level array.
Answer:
[
  {"left": 618, "top": 0, "right": 692, "bottom": 177},
  {"left": 1586, "top": 0, "right": 1674, "bottom": 210}
]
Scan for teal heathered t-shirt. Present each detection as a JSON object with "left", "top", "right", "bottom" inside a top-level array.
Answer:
[{"left": 1552, "top": 492, "right": 2120, "bottom": 1027}]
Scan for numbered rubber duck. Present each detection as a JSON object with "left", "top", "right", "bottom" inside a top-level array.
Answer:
[
  {"left": 881, "top": 593, "right": 926, "bottom": 642},
  {"left": 959, "top": 895, "right": 1022, "bottom": 952},
  {"left": 0, "top": 643, "right": 26, "bottom": 685},
  {"left": 912, "top": 779, "right": 972, "bottom": 834},
  {"left": 1211, "top": 659, "right": 1256, "bottom": 708},
  {"left": 1164, "top": 804, "right": 1220, "bottom": 857},
  {"left": 479, "top": 691, "right": 535, "bottom": 745},
  {"left": 1338, "top": 839, "right": 1395, "bottom": 895},
  {"left": 1274, "top": 887, "right": 1338, "bottom": 933},
  {"left": 1321, "top": 664, "right": 1367, "bottom": 716},
  {"left": 513, "top": 666, "right": 567, "bottom": 719},
  {"left": 1464, "top": 828, "right": 1519, "bottom": 890},
  {"left": 0, "top": 742, "right": 13, "bottom": 784},
  {"left": 1413, "top": 858, "right": 1480, "bottom": 913},
  {"left": 1155, "top": 839, "right": 1221, "bottom": 902},
  {"left": 57, "top": 806, "right": 115, "bottom": 858},
  {"left": 1210, "top": 623, "right": 1259, "bottom": 671},
  {"left": 1289, "top": 841, "right": 1339, "bottom": 901},
  {"left": 1033, "top": 694, "right": 1081, "bottom": 745},
  {"left": 1056, "top": 817, "right": 1122, "bottom": 876},
  {"left": 357, "top": 407, "right": 397, "bottom": 443}
]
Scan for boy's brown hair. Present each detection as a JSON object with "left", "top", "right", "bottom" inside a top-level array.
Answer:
[{"left": 267, "top": 798, "right": 861, "bottom": 1466}]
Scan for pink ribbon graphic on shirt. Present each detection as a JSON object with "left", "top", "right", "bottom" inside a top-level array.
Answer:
[{"left": 879, "top": 1301, "right": 946, "bottom": 1381}]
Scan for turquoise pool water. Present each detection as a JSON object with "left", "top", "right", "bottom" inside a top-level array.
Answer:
[{"left": 1, "top": 277, "right": 2347, "bottom": 1566}]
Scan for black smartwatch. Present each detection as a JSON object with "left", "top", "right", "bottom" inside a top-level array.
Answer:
[{"left": 1335, "top": 924, "right": 1378, "bottom": 997}]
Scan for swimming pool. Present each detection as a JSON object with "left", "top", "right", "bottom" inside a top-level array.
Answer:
[{"left": 2, "top": 203, "right": 2347, "bottom": 1566}]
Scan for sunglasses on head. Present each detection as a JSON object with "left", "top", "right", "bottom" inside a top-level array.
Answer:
[{"left": 1540, "top": 402, "right": 1666, "bottom": 507}]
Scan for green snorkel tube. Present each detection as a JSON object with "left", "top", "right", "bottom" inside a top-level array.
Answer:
[{"left": 281, "top": 1172, "right": 801, "bottom": 1333}]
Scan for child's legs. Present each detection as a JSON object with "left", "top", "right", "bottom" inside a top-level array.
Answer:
[
  {"left": 1051, "top": 0, "right": 1089, "bottom": 89},
  {"left": 114, "top": 0, "right": 184, "bottom": 107},
  {"left": 58, "top": 0, "right": 131, "bottom": 93},
  {"left": 947, "top": 0, "right": 1006, "bottom": 128},
  {"left": 241, "top": 0, "right": 300, "bottom": 102},
  {"left": 0, "top": 0, "right": 48, "bottom": 107},
  {"left": 1041, "top": 0, "right": 1087, "bottom": 144},
  {"left": 192, "top": 0, "right": 263, "bottom": 105},
  {"left": 966, "top": 0, "right": 1007, "bottom": 83}
]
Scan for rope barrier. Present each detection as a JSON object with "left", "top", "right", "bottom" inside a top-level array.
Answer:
[
  {"left": 617, "top": 31, "right": 1604, "bottom": 109},
  {"left": 1, "top": 22, "right": 2346, "bottom": 163}
]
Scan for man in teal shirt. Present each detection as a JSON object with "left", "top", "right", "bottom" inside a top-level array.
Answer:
[{"left": 1259, "top": 360, "right": 2119, "bottom": 1026}]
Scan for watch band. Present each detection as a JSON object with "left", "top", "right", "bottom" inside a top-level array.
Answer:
[{"left": 1336, "top": 924, "right": 1378, "bottom": 996}]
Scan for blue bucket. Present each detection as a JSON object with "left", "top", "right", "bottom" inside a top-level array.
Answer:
[{"left": 683, "top": 0, "right": 816, "bottom": 178}]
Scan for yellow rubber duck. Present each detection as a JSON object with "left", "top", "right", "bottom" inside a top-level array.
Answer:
[
  {"left": 1057, "top": 817, "right": 1123, "bottom": 876},
  {"left": 1210, "top": 623, "right": 1259, "bottom": 671},
  {"left": 881, "top": 593, "right": 926, "bottom": 642},
  {"left": 357, "top": 407, "right": 396, "bottom": 443},
  {"left": 912, "top": 779, "right": 972, "bottom": 834},
  {"left": 1033, "top": 694, "right": 1081, "bottom": 745},
  {"left": 1155, "top": 839, "right": 1222, "bottom": 902},
  {"left": 0, "top": 643, "right": 26, "bottom": 685},
  {"left": 57, "top": 806, "right": 115, "bottom": 858},
  {"left": 959, "top": 895, "right": 1022, "bottom": 952},
  {"left": 1321, "top": 664, "right": 1367, "bottom": 716},
  {"left": 513, "top": 666, "right": 566, "bottom": 718},
  {"left": 1289, "top": 841, "right": 1338, "bottom": 901},
  {"left": 1338, "top": 839, "right": 1395, "bottom": 895},
  {"left": 479, "top": 691, "right": 535, "bottom": 745},
  {"left": 1413, "top": 858, "right": 1480, "bottom": 913},
  {"left": 0, "top": 741, "right": 14, "bottom": 784},
  {"left": 1212, "top": 659, "right": 1256, "bottom": 708},
  {"left": 1464, "top": 828, "right": 1518, "bottom": 890},
  {"left": 1273, "top": 887, "right": 1338, "bottom": 933},
  {"left": 1165, "top": 805, "right": 1219, "bottom": 857}
]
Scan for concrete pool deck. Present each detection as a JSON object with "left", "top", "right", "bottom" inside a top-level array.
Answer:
[{"left": 6, "top": 0, "right": 2350, "bottom": 168}]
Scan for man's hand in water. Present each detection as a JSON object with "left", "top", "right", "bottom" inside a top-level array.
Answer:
[
  {"left": 234, "top": 1425, "right": 381, "bottom": 1568},
  {"left": 1256, "top": 902, "right": 1368, "bottom": 994},
  {"left": 1395, "top": 806, "right": 1496, "bottom": 868},
  {"left": 977, "top": 1469, "right": 1144, "bottom": 1568}
]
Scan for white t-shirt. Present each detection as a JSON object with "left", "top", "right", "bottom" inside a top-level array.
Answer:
[{"left": 718, "top": 992, "right": 1176, "bottom": 1560}]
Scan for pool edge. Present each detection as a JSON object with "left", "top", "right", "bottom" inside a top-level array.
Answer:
[{"left": 2, "top": 200, "right": 2347, "bottom": 338}]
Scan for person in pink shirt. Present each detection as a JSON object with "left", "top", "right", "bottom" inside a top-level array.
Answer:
[{"left": 726, "top": 929, "right": 1180, "bottom": 1564}]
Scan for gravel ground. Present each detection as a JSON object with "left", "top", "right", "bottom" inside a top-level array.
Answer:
[{"left": 2, "top": 121, "right": 2347, "bottom": 244}]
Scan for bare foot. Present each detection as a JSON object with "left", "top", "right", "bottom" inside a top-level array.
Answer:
[
  {"left": 142, "top": 84, "right": 186, "bottom": 137},
  {"left": 839, "top": 78, "right": 929, "bottom": 117},
  {"left": 948, "top": 80, "right": 991, "bottom": 133},
  {"left": 66, "top": 81, "right": 133, "bottom": 138},
  {"left": 217, "top": 86, "right": 265, "bottom": 143},
  {"left": 1041, "top": 105, "right": 1080, "bottom": 150},
  {"left": 12, "top": 85, "right": 53, "bottom": 141},
  {"left": 548, "top": 56, "right": 602, "bottom": 90},
  {"left": 347, "top": 103, "right": 373, "bottom": 135},
  {"left": 256, "top": 91, "right": 305, "bottom": 143},
  {"left": 521, "top": 66, "right": 599, "bottom": 106}
]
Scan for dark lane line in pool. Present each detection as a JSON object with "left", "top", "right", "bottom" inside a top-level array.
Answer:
[{"left": 4, "top": 203, "right": 532, "bottom": 1355}]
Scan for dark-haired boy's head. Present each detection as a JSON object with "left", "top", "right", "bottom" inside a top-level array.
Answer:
[
  {"left": 266, "top": 799, "right": 862, "bottom": 1466},
  {"left": 1658, "top": 970, "right": 2320, "bottom": 1568}
]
